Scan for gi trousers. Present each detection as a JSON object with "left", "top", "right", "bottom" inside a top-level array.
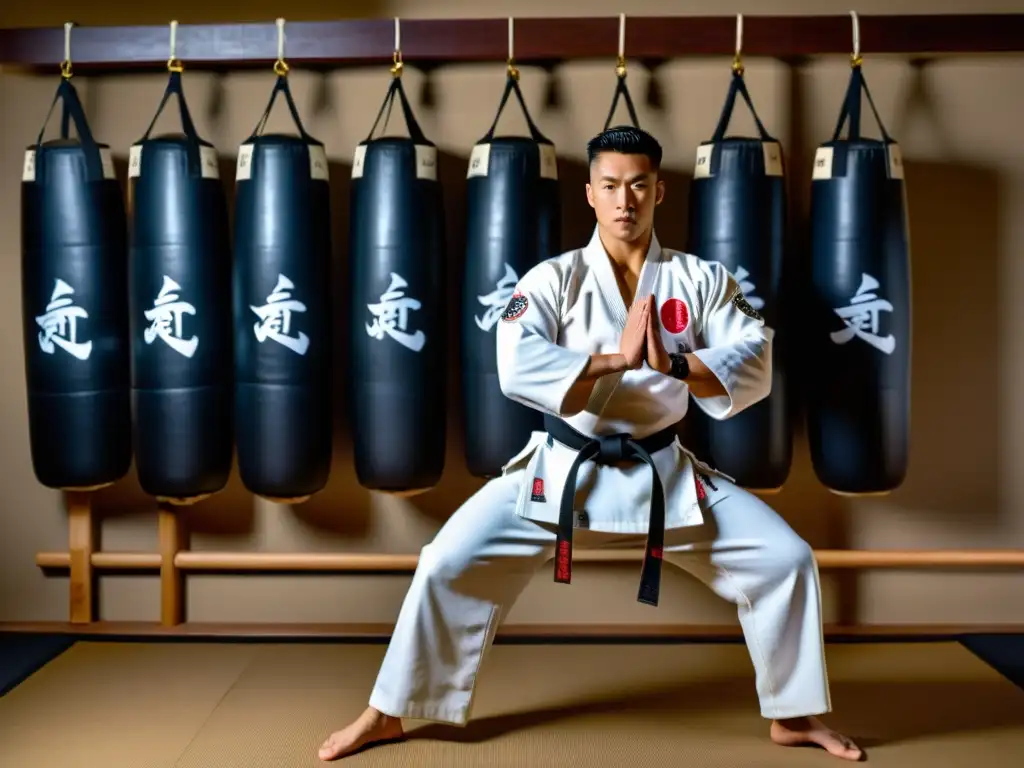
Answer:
[{"left": 368, "top": 470, "right": 832, "bottom": 724}]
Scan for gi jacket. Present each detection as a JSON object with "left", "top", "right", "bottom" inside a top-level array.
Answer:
[{"left": 495, "top": 227, "right": 773, "bottom": 534}]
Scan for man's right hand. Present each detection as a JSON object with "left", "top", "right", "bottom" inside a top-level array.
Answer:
[{"left": 619, "top": 295, "right": 651, "bottom": 370}]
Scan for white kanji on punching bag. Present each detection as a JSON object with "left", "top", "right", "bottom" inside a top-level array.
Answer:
[{"left": 366, "top": 272, "right": 428, "bottom": 353}]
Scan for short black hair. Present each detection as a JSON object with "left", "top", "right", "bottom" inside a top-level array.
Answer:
[{"left": 586, "top": 125, "right": 663, "bottom": 170}]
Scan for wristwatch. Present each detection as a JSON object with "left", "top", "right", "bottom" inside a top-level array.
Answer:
[{"left": 668, "top": 352, "right": 690, "bottom": 380}]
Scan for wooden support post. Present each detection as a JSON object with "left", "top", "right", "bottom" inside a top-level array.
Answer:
[
  {"left": 66, "top": 492, "right": 96, "bottom": 624},
  {"left": 158, "top": 503, "right": 189, "bottom": 626}
]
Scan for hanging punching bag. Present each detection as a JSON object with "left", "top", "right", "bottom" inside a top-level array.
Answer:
[
  {"left": 807, "top": 62, "right": 912, "bottom": 495},
  {"left": 21, "top": 76, "right": 132, "bottom": 490},
  {"left": 233, "top": 73, "right": 333, "bottom": 503},
  {"left": 462, "top": 68, "right": 559, "bottom": 478},
  {"left": 686, "top": 67, "right": 792, "bottom": 492},
  {"left": 129, "top": 68, "right": 234, "bottom": 503},
  {"left": 349, "top": 69, "right": 446, "bottom": 493}
]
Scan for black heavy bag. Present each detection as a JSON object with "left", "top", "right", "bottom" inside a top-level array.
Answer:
[
  {"left": 462, "top": 71, "right": 559, "bottom": 478},
  {"left": 686, "top": 69, "right": 792, "bottom": 492},
  {"left": 129, "top": 70, "right": 234, "bottom": 503},
  {"left": 349, "top": 74, "right": 446, "bottom": 492},
  {"left": 21, "top": 77, "right": 132, "bottom": 490},
  {"left": 233, "top": 74, "right": 333, "bottom": 503},
  {"left": 807, "top": 63, "right": 911, "bottom": 494}
]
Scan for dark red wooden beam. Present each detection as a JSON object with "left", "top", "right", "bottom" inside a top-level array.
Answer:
[{"left": 0, "top": 15, "right": 1021, "bottom": 72}]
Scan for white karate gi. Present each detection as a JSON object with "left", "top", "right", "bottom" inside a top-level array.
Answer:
[{"left": 369, "top": 228, "right": 831, "bottom": 725}]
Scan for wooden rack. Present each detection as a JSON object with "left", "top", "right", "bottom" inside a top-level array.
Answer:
[
  {"left": 32, "top": 494, "right": 1024, "bottom": 633},
  {"left": 0, "top": 14, "right": 1022, "bottom": 71}
]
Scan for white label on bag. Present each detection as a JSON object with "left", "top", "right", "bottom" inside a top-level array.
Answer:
[
  {"left": 200, "top": 146, "right": 220, "bottom": 179},
  {"left": 762, "top": 141, "right": 784, "bottom": 177},
  {"left": 693, "top": 143, "right": 714, "bottom": 179},
  {"left": 309, "top": 145, "right": 329, "bottom": 181},
  {"left": 887, "top": 143, "right": 904, "bottom": 180},
  {"left": 98, "top": 148, "right": 116, "bottom": 179},
  {"left": 467, "top": 144, "right": 490, "bottom": 178},
  {"left": 236, "top": 144, "right": 254, "bottom": 181},
  {"left": 128, "top": 145, "right": 143, "bottom": 178},
  {"left": 539, "top": 144, "right": 558, "bottom": 181},
  {"left": 812, "top": 147, "right": 834, "bottom": 180},
  {"left": 22, "top": 150, "right": 36, "bottom": 182},
  {"left": 351, "top": 145, "right": 367, "bottom": 179},
  {"left": 415, "top": 145, "right": 437, "bottom": 181}
]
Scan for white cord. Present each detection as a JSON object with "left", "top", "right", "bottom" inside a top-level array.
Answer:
[
  {"left": 508, "top": 17, "right": 514, "bottom": 61},
  {"left": 735, "top": 14, "right": 743, "bottom": 57},
  {"left": 276, "top": 18, "right": 286, "bottom": 61},
  {"left": 64, "top": 22, "right": 73, "bottom": 63},
  {"left": 850, "top": 10, "right": 861, "bottom": 59},
  {"left": 394, "top": 18, "right": 401, "bottom": 53},
  {"left": 618, "top": 13, "right": 625, "bottom": 59},
  {"left": 169, "top": 20, "right": 178, "bottom": 60}
]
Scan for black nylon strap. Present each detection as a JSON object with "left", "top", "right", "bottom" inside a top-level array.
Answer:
[{"left": 544, "top": 415, "right": 673, "bottom": 607}]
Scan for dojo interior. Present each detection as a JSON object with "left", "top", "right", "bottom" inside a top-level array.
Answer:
[{"left": 1, "top": 1, "right": 1024, "bottom": 766}]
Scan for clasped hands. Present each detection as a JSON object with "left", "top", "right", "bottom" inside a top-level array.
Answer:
[{"left": 620, "top": 294, "right": 672, "bottom": 374}]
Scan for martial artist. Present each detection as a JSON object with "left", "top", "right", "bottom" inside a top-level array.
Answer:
[{"left": 319, "top": 126, "right": 863, "bottom": 762}]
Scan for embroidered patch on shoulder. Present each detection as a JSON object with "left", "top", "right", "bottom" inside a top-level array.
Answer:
[
  {"left": 731, "top": 290, "right": 764, "bottom": 324},
  {"left": 501, "top": 292, "right": 529, "bottom": 322}
]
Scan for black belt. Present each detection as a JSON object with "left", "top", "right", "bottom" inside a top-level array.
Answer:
[{"left": 544, "top": 415, "right": 675, "bottom": 607}]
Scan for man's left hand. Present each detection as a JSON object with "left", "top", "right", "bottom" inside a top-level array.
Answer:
[{"left": 644, "top": 296, "right": 672, "bottom": 375}]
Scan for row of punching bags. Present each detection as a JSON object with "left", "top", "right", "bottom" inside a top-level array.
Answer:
[{"left": 21, "top": 63, "right": 910, "bottom": 503}]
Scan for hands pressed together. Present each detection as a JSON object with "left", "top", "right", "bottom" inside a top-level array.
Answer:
[{"left": 620, "top": 294, "right": 672, "bottom": 374}]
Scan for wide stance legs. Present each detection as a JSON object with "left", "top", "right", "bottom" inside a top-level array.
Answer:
[{"left": 319, "top": 471, "right": 862, "bottom": 761}]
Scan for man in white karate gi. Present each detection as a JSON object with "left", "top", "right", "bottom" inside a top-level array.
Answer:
[{"left": 320, "top": 126, "right": 863, "bottom": 762}]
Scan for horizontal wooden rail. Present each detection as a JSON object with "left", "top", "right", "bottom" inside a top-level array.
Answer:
[
  {"left": 2, "top": 620, "right": 1022, "bottom": 640},
  {"left": 0, "top": 15, "right": 1022, "bottom": 72},
  {"left": 35, "top": 548, "right": 1024, "bottom": 572}
]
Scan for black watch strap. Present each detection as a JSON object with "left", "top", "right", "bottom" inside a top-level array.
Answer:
[{"left": 668, "top": 352, "right": 690, "bottom": 380}]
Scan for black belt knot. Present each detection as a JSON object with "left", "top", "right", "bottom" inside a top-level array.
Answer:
[
  {"left": 543, "top": 415, "right": 675, "bottom": 608},
  {"left": 596, "top": 434, "right": 629, "bottom": 464}
]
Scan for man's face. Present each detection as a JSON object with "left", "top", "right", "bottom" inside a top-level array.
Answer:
[{"left": 586, "top": 151, "right": 665, "bottom": 243}]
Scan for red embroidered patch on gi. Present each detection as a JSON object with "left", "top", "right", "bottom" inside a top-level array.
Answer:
[
  {"left": 530, "top": 477, "right": 546, "bottom": 502},
  {"left": 501, "top": 292, "right": 529, "bottom": 322},
  {"left": 660, "top": 298, "right": 690, "bottom": 334},
  {"left": 695, "top": 474, "right": 707, "bottom": 501}
]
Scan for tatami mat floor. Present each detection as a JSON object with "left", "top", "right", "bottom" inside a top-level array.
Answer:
[{"left": 0, "top": 640, "right": 1022, "bottom": 767}]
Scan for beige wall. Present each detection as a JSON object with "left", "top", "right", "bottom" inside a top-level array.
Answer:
[{"left": 1, "top": 0, "right": 1022, "bottom": 627}]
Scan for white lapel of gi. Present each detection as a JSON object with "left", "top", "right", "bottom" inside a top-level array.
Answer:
[{"left": 583, "top": 226, "right": 664, "bottom": 419}]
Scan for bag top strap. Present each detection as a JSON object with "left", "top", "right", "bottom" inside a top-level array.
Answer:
[
  {"left": 604, "top": 71, "right": 641, "bottom": 131},
  {"left": 481, "top": 70, "right": 551, "bottom": 145},
  {"left": 248, "top": 74, "right": 317, "bottom": 143},
  {"left": 365, "top": 74, "right": 429, "bottom": 146},
  {"left": 34, "top": 77, "right": 104, "bottom": 181},
  {"left": 831, "top": 65, "right": 893, "bottom": 143},
  {"left": 710, "top": 69, "right": 774, "bottom": 143}
]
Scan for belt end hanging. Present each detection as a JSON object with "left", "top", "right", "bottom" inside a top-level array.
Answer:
[
  {"left": 637, "top": 547, "right": 663, "bottom": 607},
  {"left": 554, "top": 537, "right": 573, "bottom": 584}
]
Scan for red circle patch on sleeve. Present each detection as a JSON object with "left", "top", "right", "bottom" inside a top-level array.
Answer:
[{"left": 660, "top": 298, "right": 690, "bottom": 334}]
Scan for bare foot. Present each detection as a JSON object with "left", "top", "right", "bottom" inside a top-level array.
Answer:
[
  {"left": 318, "top": 707, "right": 404, "bottom": 762},
  {"left": 771, "top": 716, "right": 864, "bottom": 761}
]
